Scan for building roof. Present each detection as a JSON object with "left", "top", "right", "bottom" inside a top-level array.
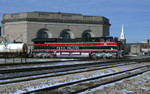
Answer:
[{"left": 1, "top": 11, "right": 111, "bottom": 26}]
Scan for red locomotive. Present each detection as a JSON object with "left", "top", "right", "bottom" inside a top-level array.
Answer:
[{"left": 29, "top": 36, "right": 123, "bottom": 59}]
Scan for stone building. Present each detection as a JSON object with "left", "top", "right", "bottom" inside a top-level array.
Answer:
[
  {"left": 130, "top": 45, "right": 141, "bottom": 55},
  {"left": 125, "top": 43, "right": 146, "bottom": 55},
  {"left": 1, "top": 11, "right": 111, "bottom": 44}
]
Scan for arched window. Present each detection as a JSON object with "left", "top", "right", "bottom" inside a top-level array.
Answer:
[
  {"left": 37, "top": 31, "right": 48, "bottom": 38},
  {"left": 37, "top": 28, "right": 52, "bottom": 38},
  {"left": 82, "top": 30, "right": 94, "bottom": 39},
  {"left": 60, "top": 32, "right": 70, "bottom": 39},
  {"left": 60, "top": 29, "right": 74, "bottom": 39},
  {"left": 82, "top": 32, "right": 91, "bottom": 39}
]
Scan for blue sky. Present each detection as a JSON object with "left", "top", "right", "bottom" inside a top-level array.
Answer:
[{"left": 0, "top": 0, "right": 150, "bottom": 43}]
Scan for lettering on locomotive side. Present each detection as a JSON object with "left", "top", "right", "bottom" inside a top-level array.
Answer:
[
  {"left": 56, "top": 46, "right": 79, "bottom": 49},
  {"left": 56, "top": 47, "right": 66, "bottom": 49}
]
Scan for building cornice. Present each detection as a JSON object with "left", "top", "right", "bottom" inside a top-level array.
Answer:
[{"left": 1, "top": 18, "right": 111, "bottom": 26}]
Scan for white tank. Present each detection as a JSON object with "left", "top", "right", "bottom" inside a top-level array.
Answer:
[{"left": 0, "top": 42, "right": 27, "bottom": 54}]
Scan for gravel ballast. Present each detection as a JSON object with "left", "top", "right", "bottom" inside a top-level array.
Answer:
[{"left": 0, "top": 62, "right": 150, "bottom": 93}]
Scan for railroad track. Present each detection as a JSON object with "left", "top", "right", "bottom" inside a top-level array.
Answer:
[
  {"left": 0, "top": 57, "right": 148, "bottom": 68},
  {"left": 0, "top": 58, "right": 86, "bottom": 67},
  {"left": 0, "top": 58, "right": 150, "bottom": 93},
  {"left": 0, "top": 58, "right": 149, "bottom": 83},
  {"left": 0, "top": 61, "right": 137, "bottom": 85},
  {"left": 0, "top": 58, "right": 147, "bottom": 74},
  {"left": 0, "top": 58, "right": 141, "bottom": 80},
  {"left": 23, "top": 64, "right": 150, "bottom": 94}
]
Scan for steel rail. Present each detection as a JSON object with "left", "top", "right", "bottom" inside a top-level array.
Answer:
[
  {"left": 23, "top": 65, "right": 150, "bottom": 94},
  {"left": 1, "top": 58, "right": 148, "bottom": 74},
  {"left": 0, "top": 61, "right": 137, "bottom": 85}
]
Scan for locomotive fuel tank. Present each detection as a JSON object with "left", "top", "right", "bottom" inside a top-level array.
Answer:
[{"left": 0, "top": 42, "right": 28, "bottom": 54}]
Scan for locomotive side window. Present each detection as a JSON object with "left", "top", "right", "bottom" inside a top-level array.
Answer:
[
  {"left": 100, "top": 37, "right": 115, "bottom": 42},
  {"left": 106, "top": 39, "right": 110, "bottom": 42},
  {"left": 105, "top": 37, "right": 114, "bottom": 42},
  {"left": 110, "top": 37, "right": 114, "bottom": 42},
  {"left": 100, "top": 38, "right": 105, "bottom": 42}
]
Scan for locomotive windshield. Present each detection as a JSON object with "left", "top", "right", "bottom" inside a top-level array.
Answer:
[{"left": 100, "top": 37, "right": 116, "bottom": 42}]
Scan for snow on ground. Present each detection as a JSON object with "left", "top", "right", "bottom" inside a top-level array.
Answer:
[
  {"left": 81, "top": 71, "right": 150, "bottom": 94},
  {"left": 0, "top": 62, "right": 150, "bottom": 93}
]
